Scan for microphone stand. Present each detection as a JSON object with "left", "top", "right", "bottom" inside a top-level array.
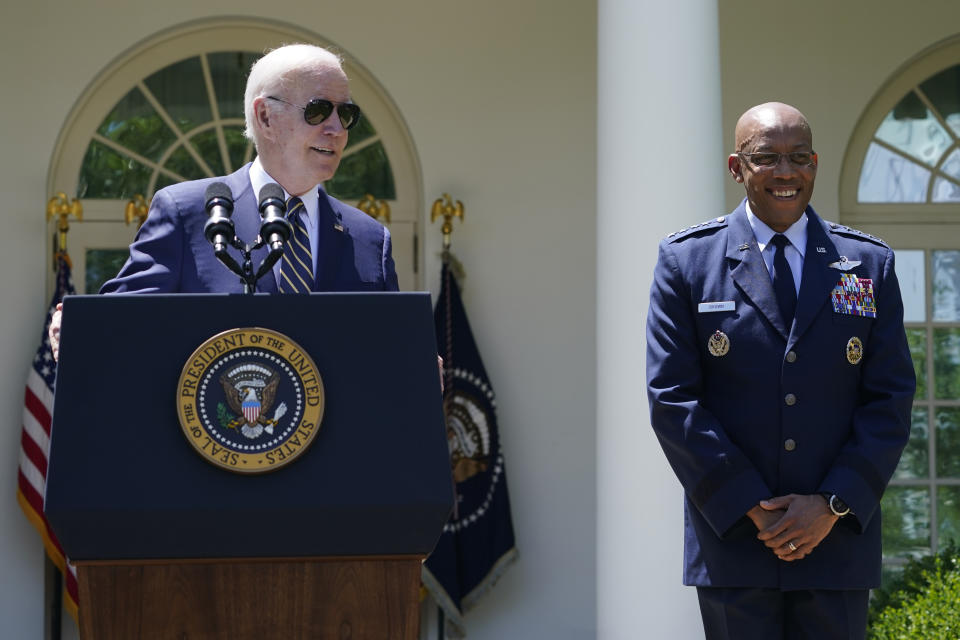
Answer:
[{"left": 214, "top": 235, "right": 283, "bottom": 294}]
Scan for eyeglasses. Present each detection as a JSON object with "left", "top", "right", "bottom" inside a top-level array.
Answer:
[
  {"left": 266, "top": 96, "right": 362, "bottom": 130},
  {"left": 737, "top": 151, "right": 816, "bottom": 169}
]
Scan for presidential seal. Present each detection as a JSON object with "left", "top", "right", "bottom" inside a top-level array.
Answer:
[
  {"left": 846, "top": 336, "right": 864, "bottom": 365},
  {"left": 176, "top": 328, "right": 324, "bottom": 473}
]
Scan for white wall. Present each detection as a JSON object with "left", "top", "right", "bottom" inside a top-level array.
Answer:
[{"left": 0, "top": 1, "right": 596, "bottom": 638}]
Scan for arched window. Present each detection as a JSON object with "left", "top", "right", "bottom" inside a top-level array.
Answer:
[
  {"left": 49, "top": 19, "right": 421, "bottom": 293},
  {"left": 842, "top": 35, "right": 960, "bottom": 579}
]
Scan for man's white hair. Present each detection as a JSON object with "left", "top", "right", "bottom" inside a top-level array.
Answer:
[{"left": 243, "top": 44, "right": 345, "bottom": 148}]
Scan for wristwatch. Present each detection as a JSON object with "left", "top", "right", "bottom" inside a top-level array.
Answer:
[{"left": 820, "top": 492, "right": 851, "bottom": 517}]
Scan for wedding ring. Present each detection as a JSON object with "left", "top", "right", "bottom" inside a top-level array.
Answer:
[{"left": 788, "top": 541, "right": 797, "bottom": 552}]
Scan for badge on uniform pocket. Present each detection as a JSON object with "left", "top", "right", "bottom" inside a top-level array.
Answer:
[
  {"left": 830, "top": 274, "right": 876, "bottom": 318},
  {"left": 707, "top": 330, "right": 729, "bottom": 357}
]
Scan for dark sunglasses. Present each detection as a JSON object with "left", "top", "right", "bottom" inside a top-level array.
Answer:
[{"left": 266, "top": 95, "right": 362, "bottom": 130}]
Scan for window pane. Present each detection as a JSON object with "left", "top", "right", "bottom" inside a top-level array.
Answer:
[
  {"left": 224, "top": 126, "right": 251, "bottom": 173},
  {"left": 155, "top": 172, "right": 179, "bottom": 192},
  {"left": 77, "top": 140, "right": 152, "bottom": 199},
  {"left": 345, "top": 113, "right": 376, "bottom": 149},
  {"left": 907, "top": 328, "right": 928, "bottom": 399},
  {"left": 938, "top": 486, "right": 960, "bottom": 547},
  {"left": 932, "top": 176, "right": 960, "bottom": 202},
  {"left": 207, "top": 52, "right": 259, "bottom": 120},
  {"left": 934, "top": 328, "right": 960, "bottom": 400},
  {"left": 895, "top": 406, "right": 929, "bottom": 479},
  {"left": 858, "top": 142, "right": 930, "bottom": 203},
  {"left": 85, "top": 249, "right": 129, "bottom": 294},
  {"left": 325, "top": 141, "right": 396, "bottom": 200},
  {"left": 164, "top": 145, "right": 206, "bottom": 181},
  {"left": 96, "top": 87, "right": 178, "bottom": 162},
  {"left": 936, "top": 407, "right": 960, "bottom": 476},
  {"left": 896, "top": 249, "right": 926, "bottom": 323},
  {"left": 919, "top": 66, "right": 960, "bottom": 138},
  {"left": 144, "top": 57, "right": 211, "bottom": 134},
  {"left": 191, "top": 129, "right": 226, "bottom": 176},
  {"left": 882, "top": 486, "right": 931, "bottom": 560},
  {"left": 875, "top": 93, "right": 952, "bottom": 166},
  {"left": 940, "top": 149, "right": 960, "bottom": 180},
  {"left": 933, "top": 251, "right": 960, "bottom": 321}
]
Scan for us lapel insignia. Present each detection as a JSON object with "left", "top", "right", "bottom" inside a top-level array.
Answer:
[
  {"left": 830, "top": 274, "right": 876, "bottom": 318},
  {"left": 707, "top": 330, "right": 730, "bottom": 357},
  {"left": 846, "top": 336, "right": 864, "bottom": 365},
  {"left": 828, "top": 256, "right": 862, "bottom": 270}
]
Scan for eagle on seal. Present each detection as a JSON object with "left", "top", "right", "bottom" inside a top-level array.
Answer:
[{"left": 220, "top": 371, "right": 282, "bottom": 439}]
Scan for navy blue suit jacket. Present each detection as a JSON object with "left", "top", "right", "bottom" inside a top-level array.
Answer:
[
  {"left": 101, "top": 164, "right": 398, "bottom": 294},
  {"left": 646, "top": 201, "right": 914, "bottom": 590}
]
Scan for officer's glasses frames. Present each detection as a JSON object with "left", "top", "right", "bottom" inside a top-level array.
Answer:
[
  {"left": 738, "top": 151, "right": 816, "bottom": 169},
  {"left": 266, "top": 96, "right": 362, "bottom": 130}
]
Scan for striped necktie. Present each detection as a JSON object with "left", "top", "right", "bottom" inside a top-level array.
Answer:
[{"left": 278, "top": 197, "right": 314, "bottom": 293}]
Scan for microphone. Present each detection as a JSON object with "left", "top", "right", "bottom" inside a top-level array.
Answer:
[
  {"left": 258, "top": 183, "right": 292, "bottom": 251},
  {"left": 255, "top": 183, "right": 293, "bottom": 280},
  {"left": 203, "top": 182, "right": 235, "bottom": 253}
]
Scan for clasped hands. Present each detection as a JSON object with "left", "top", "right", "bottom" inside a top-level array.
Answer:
[{"left": 747, "top": 494, "right": 839, "bottom": 562}]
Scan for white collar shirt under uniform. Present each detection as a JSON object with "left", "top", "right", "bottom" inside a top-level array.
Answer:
[
  {"left": 746, "top": 202, "right": 807, "bottom": 296},
  {"left": 249, "top": 157, "right": 322, "bottom": 285}
]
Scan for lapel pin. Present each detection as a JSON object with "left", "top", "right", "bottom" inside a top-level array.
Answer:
[
  {"left": 738, "top": 243, "right": 750, "bottom": 251},
  {"left": 816, "top": 247, "right": 826, "bottom": 253},
  {"left": 334, "top": 223, "right": 344, "bottom": 232}
]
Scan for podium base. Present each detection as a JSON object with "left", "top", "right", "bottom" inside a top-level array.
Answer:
[{"left": 76, "top": 556, "right": 423, "bottom": 640}]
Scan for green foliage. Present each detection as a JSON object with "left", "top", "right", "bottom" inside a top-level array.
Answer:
[
  {"left": 217, "top": 402, "right": 236, "bottom": 429},
  {"left": 869, "top": 545, "right": 960, "bottom": 639}
]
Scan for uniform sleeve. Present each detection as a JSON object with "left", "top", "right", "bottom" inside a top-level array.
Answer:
[
  {"left": 646, "top": 241, "right": 772, "bottom": 537},
  {"left": 818, "top": 247, "right": 915, "bottom": 533},
  {"left": 99, "top": 189, "right": 184, "bottom": 294}
]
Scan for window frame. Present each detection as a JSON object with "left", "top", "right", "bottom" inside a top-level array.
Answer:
[{"left": 840, "top": 35, "right": 960, "bottom": 224}]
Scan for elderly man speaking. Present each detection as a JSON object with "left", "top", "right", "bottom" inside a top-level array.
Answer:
[
  {"left": 646, "top": 102, "right": 915, "bottom": 639},
  {"left": 49, "top": 44, "right": 397, "bottom": 356},
  {"left": 100, "top": 43, "right": 397, "bottom": 295}
]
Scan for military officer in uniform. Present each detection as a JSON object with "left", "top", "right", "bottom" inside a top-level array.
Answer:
[{"left": 645, "top": 102, "right": 915, "bottom": 639}]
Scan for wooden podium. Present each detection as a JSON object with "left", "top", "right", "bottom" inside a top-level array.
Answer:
[{"left": 45, "top": 293, "right": 454, "bottom": 639}]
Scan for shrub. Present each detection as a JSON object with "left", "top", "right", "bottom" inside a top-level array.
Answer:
[{"left": 869, "top": 547, "right": 960, "bottom": 639}]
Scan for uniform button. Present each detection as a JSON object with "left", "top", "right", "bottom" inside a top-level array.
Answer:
[
  {"left": 784, "top": 393, "right": 797, "bottom": 406},
  {"left": 784, "top": 438, "right": 797, "bottom": 451},
  {"left": 785, "top": 351, "right": 797, "bottom": 363}
]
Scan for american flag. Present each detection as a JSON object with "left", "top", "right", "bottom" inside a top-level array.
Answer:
[{"left": 16, "top": 252, "right": 79, "bottom": 619}]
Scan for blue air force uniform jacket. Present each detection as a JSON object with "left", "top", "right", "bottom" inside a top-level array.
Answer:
[{"left": 645, "top": 201, "right": 915, "bottom": 589}]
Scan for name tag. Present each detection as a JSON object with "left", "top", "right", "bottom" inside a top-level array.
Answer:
[{"left": 698, "top": 301, "right": 735, "bottom": 313}]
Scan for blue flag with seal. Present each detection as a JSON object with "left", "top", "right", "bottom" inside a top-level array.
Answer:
[{"left": 423, "top": 256, "right": 518, "bottom": 637}]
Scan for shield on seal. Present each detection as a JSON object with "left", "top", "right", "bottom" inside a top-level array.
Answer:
[{"left": 241, "top": 388, "right": 261, "bottom": 425}]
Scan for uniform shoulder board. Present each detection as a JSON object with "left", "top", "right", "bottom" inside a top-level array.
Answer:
[
  {"left": 826, "top": 221, "right": 889, "bottom": 248},
  {"left": 665, "top": 216, "right": 728, "bottom": 241}
]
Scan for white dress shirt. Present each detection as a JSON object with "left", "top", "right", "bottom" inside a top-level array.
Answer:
[
  {"left": 248, "top": 157, "right": 322, "bottom": 283},
  {"left": 746, "top": 202, "right": 807, "bottom": 295}
]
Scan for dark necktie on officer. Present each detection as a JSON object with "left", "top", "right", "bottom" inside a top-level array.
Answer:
[
  {"left": 278, "top": 196, "right": 314, "bottom": 293},
  {"left": 770, "top": 233, "right": 797, "bottom": 324}
]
